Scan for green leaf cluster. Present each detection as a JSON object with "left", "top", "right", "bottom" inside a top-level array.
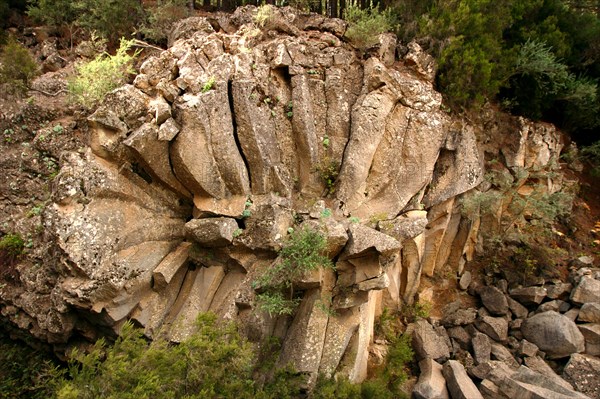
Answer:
[
  {"left": 344, "top": 5, "right": 398, "bottom": 49},
  {"left": 0, "top": 36, "right": 38, "bottom": 94},
  {"left": 67, "top": 38, "right": 138, "bottom": 108},
  {"left": 255, "top": 227, "right": 333, "bottom": 316},
  {"left": 54, "top": 314, "right": 302, "bottom": 399}
]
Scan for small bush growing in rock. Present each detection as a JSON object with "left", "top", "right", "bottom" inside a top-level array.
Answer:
[
  {"left": 344, "top": 5, "right": 397, "bottom": 50},
  {"left": 0, "top": 37, "right": 38, "bottom": 95},
  {"left": 254, "top": 227, "right": 333, "bottom": 316},
  {"left": 0, "top": 233, "right": 24, "bottom": 280},
  {"left": 68, "top": 38, "right": 138, "bottom": 108}
]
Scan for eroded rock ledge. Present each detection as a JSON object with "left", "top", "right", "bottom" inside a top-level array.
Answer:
[{"left": 2, "top": 6, "right": 566, "bottom": 386}]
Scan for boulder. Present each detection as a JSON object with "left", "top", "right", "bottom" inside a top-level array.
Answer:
[
  {"left": 571, "top": 277, "right": 600, "bottom": 305},
  {"left": 411, "top": 319, "right": 451, "bottom": 362},
  {"left": 578, "top": 323, "right": 600, "bottom": 356},
  {"left": 563, "top": 353, "right": 600, "bottom": 399},
  {"left": 479, "top": 286, "right": 509, "bottom": 315},
  {"left": 475, "top": 315, "right": 508, "bottom": 342},
  {"left": 185, "top": 217, "right": 239, "bottom": 247},
  {"left": 413, "top": 358, "right": 450, "bottom": 399},
  {"left": 579, "top": 303, "right": 600, "bottom": 323},
  {"left": 490, "top": 342, "right": 520, "bottom": 369},
  {"left": 472, "top": 331, "right": 492, "bottom": 365},
  {"left": 524, "top": 355, "right": 574, "bottom": 391},
  {"left": 510, "top": 286, "right": 547, "bottom": 306},
  {"left": 442, "top": 360, "right": 484, "bottom": 399},
  {"left": 459, "top": 271, "right": 472, "bottom": 291},
  {"left": 521, "top": 311, "right": 585, "bottom": 358},
  {"left": 546, "top": 283, "right": 572, "bottom": 300},
  {"left": 507, "top": 297, "right": 529, "bottom": 319},
  {"left": 442, "top": 308, "right": 477, "bottom": 327},
  {"left": 339, "top": 224, "right": 401, "bottom": 259},
  {"left": 488, "top": 364, "right": 590, "bottom": 399},
  {"left": 377, "top": 210, "right": 428, "bottom": 242},
  {"left": 519, "top": 340, "right": 539, "bottom": 358}
]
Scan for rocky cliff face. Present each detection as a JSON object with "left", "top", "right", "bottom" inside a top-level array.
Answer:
[{"left": 0, "top": 6, "right": 566, "bottom": 386}]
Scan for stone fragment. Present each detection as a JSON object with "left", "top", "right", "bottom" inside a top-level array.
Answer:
[
  {"left": 578, "top": 323, "right": 600, "bottom": 356},
  {"left": 158, "top": 118, "right": 180, "bottom": 141},
  {"left": 571, "top": 277, "right": 600, "bottom": 305},
  {"left": 447, "top": 326, "right": 471, "bottom": 351},
  {"left": 459, "top": 271, "right": 471, "bottom": 291},
  {"left": 442, "top": 360, "right": 484, "bottom": 399},
  {"left": 442, "top": 308, "right": 477, "bottom": 327},
  {"left": 523, "top": 356, "right": 574, "bottom": 391},
  {"left": 411, "top": 319, "right": 450, "bottom": 362},
  {"left": 489, "top": 365, "right": 590, "bottom": 399},
  {"left": 521, "top": 311, "right": 585, "bottom": 358},
  {"left": 490, "top": 342, "right": 520, "bottom": 369},
  {"left": 507, "top": 297, "right": 529, "bottom": 319},
  {"left": 475, "top": 315, "right": 508, "bottom": 342},
  {"left": 579, "top": 303, "right": 600, "bottom": 323},
  {"left": 377, "top": 210, "right": 428, "bottom": 242},
  {"left": 413, "top": 358, "right": 450, "bottom": 399},
  {"left": 564, "top": 307, "right": 580, "bottom": 321},
  {"left": 152, "top": 242, "right": 192, "bottom": 290},
  {"left": 472, "top": 332, "right": 492, "bottom": 365},
  {"left": 563, "top": 353, "right": 600, "bottom": 399},
  {"left": 184, "top": 217, "right": 239, "bottom": 247},
  {"left": 149, "top": 96, "right": 171, "bottom": 124},
  {"left": 479, "top": 379, "right": 510, "bottom": 399},
  {"left": 510, "top": 286, "right": 547, "bottom": 306},
  {"left": 479, "top": 286, "right": 509, "bottom": 315},
  {"left": 546, "top": 283, "right": 572, "bottom": 300},
  {"left": 520, "top": 340, "right": 539, "bottom": 358},
  {"left": 340, "top": 224, "right": 401, "bottom": 259}
]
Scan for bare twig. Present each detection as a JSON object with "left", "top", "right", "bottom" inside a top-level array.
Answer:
[{"left": 29, "top": 88, "right": 68, "bottom": 97}]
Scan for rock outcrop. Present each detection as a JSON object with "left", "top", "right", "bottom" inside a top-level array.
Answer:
[{"left": 0, "top": 5, "right": 574, "bottom": 391}]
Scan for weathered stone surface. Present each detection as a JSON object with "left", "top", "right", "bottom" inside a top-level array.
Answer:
[
  {"left": 507, "top": 297, "right": 529, "bottom": 319},
  {"left": 377, "top": 210, "right": 427, "bottom": 242},
  {"left": 563, "top": 353, "right": 600, "bottom": 399},
  {"left": 411, "top": 319, "right": 451, "bottom": 362},
  {"left": 443, "top": 308, "right": 477, "bottom": 327},
  {"left": 546, "top": 282, "right": 573, "bottom": 300},
  {"left": 413, "top": 358, "right": 450, "bottom": 399},
  {"left": 152, "top": 242, "right": 192, "bottom": 290},
  {"left": 579, "top": 303, "right": 600, "bottom": 323},
  {"left": 448, "top": 326, "right": 471, "bottom": 351},
  {"left": 459, "top": 271, "right": 472, "bottom": 290},
  {"left": 488, "top": 364, "right": 590, "bottom": 399},
  {"left": 479, "top": 379, "right": 510, "bottom": 399},
  {"left": 521, "top": 311, "right": 585, "bottom": 358},
  {"left": 472, "top": 332, "right": 492, "bottom": 365},
  {"left": 340, "top": 224, "right": 401, "bottom": 259},
  {"left": 510, "top": 286, "right": 547, "bottom": 306},
  {"left": 443, "top": 360, "right": 484, "bottom": 399},
  {"left": 579, "top": 323, "right": 600, "bottom": 356},
  {"left": 523, "top": 356, "right": 574, "bottom": 391},
  {"left": 168, "top": 16, "right": 215, "bottom": 47},
  {"left": 185, "top": 217, "right": 238, "bottom": 247},
  {"left": 158, "top": 117, "right": 180, "bottom": 141},
  {"left": 479, "top": 286, "right": 509, "bottom": 316},
  {"left": 520, "top": 340, "right": 539, "bottom": 358},
  {"left": 490, "top": 342, "right": 520, "bottom": 369},
  {"left": 403, "top": 41, "right": 437, "bottom": 82},
  {"left": 475, "top": 316, "right": 508, "bottom": 342},
  {"left": 571, "top": 277, "right": 600, "bottom": 305}
]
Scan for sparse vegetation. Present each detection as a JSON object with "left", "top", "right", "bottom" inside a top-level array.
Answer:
[
  {"left": 254, "top": 227, "right": 332, "bottom": 316},
  {"left": 68, "top": 38, "right": 139, "bottom": 107},
  {"left": 344, "top": 5, "right": 397, "bottom": 50},
  {"left": 0, "top": 233, "right": 25, "bottom": 280},
  {"left": 202, "top": 76, "right": 216, "bottom": 93},
  {"left": 0, "top": 37, "right": 38, "bottom": 95},
  {"left": 253, "top": 4, "right": 273, "bottom": 28}
]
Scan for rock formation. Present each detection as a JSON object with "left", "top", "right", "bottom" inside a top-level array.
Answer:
[{"left": 0, "top": 5, "right": 575, "bottom": 391}]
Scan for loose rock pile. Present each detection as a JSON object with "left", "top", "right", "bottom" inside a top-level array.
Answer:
[{"left": 411, "top": 264, "right": 600, "bottom": 399}]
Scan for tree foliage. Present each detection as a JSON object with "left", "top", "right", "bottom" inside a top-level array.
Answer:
[{"left": 0, "top": 36, "right": 37, "bottom": 94}]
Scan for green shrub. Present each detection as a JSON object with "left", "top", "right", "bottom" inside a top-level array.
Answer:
[
  {"left": 344, "top": 5, "right": 397, "bottom": 50},
  {"left": 138, "top": 0, "right": 191, "bottom": 46},
  {"left": 68, "top": 38, "right": 138, "bottom": 107},
  {"left": 0, "top": 37, "right": 38, "bottom": 95},
  {"left": 74, "top": 0, "right": 143, "bottom": 43},
  {"left": 0, "top": 334, "right": 58, "bottom": 399},
  {"left": 0, "top": 233, "right": 25, "bottom": 279},
  {"left": 27, "top": 0, "right": 78, "bottom": 32},
  {"left": 254, "top": 227, "right": 332, "bottom": 316}
]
